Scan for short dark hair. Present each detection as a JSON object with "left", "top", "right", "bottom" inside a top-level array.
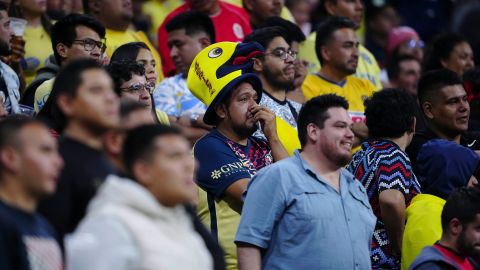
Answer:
[
  {"left": 37, "top": 59, "right": 104, "bottom": 133},
  {"left": 51, "top": 13, "right": 106, "bottom": 66},
  {"left": 122, "top": 124, "right": 182, "bottom": 178},
  {"left": 166, "top": 11, "right": 216, "bottom": 43},
  {"left": 424, "top": 33, "right": 469, "bottom": 73},
  {"left": 107, "top": 61, "right": 146, "bottom": 95},
  {"left": 297, "top": 94, "right": 349, "bottom": 147},
  {"left": 243, "top": 26, "right": 291, "bottom": 50},
  {"left": 417, "top": 69, "right": 463, "bottom": 107},
  {"left": 315, "top": 16, "right": 356, "bottom": 64},
  {"left": 110, "top": 42, "right": 150, "bottom": 64},
  {"left": 441, "top": 187, "right": 480, "bottom": 233},
  {"left": 387, "top": 55, "right": 419, "bottom": 81},
  {"left": 364, "top": 88, "right": 415, "bottom": 139},
  {"left": 259, "top": 16, "right": 306, "bottom": 43}
]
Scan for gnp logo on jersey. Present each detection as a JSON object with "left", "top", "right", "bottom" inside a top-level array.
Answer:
[
  {"left": 210, "top": 161, "right": 247, "bottom": 180},
  {"left": 349, "top": 111, "right": 366, "bottom": 123}
]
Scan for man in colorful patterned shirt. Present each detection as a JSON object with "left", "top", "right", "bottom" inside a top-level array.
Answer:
[
  {"left": 188, "top": 42, "right": 288, "bottom": 269},
  {"left": 153, "top": 12, "right": 214, "bottom": 143},
  {"left": 348, "top": 88, "right": 421, "bottom": 269}
]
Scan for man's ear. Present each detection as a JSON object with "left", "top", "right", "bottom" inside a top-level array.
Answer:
[
  {"left": 242, "top": 0, "right": 254, "bottom": 12},
  {"left": 422, "top": 101, "right": 434, "bottom": 120},
  {"left": 56, "top": 43, "right": 69, "bottom": 60},
  {"left": 199, "top": 37, "right": 211, "bottom": 49},
  {"left": 306, "top": 123, "right": 320, "bottom": 143},
  {"left": 324, "top": 0, "right": 337, "bottom": 16},
  {"left": 448, "top": 218, "right": 463, "bottom": 236},
  {"left": 0, "top": 148, "right": 21, "bottom": 174},
  {"left": 56, "top": 94, "right": 75, "bottom": 118},
  {"left": 320, "top": 46, "right": 331, "bottom": 63},
  {"left": 133, "top": 161, "right": 152, "bottom": 186},
  {"left": 214, "top": 103, "right": 227, "bottom": 121},
  {"left": 252, "top": 58, "right": 263, "bottom": 73}
]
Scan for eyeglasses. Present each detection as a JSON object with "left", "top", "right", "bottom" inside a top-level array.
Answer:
[
  {"left": 263, "top": 48, "right": 297, "bottom": 61},
  {"left": 72, "top": 38, "right": 107, "bottom": 53},
  {"left": 406, "top": 39, "right": 425, "bottom": 49},
  {"left": 119, "top": 81, "right": 155, "bottom": 94}
]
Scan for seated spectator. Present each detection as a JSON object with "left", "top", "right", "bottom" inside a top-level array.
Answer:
[
  {"left": 0, "top": 3, "right": 20, "bottom": 115},
  {"left": 386, "top": 26, "right": 424, "bottom": 64},
  {"left": 348, "top": 88, "right": 421, "bottom": 270},
  {"left": 27, "top": 13, "right": 106, "bottom": 112},
  {"left": 66, "top": 124, "right": 213, "bottom": 270},
  {"left": 108, "top": 61, "right": 169, "bottom": 125},
  {"left": 236, "top": 94, "right": 376, "bottom": 269},
  {"left": 242, "top": 0, "right": 283, "bottom": 29},
  {"left": 188, "top": 41, "right": 288, "bottom": 269},
  {"left": 424, "top": 33, "right": 475, "bottom": 77},
  {"left": 298, "top": 0, "right": 382, "bottom": 89},
  {"left": 257, "top": 16, "right": 307, "bottom": 104},
  {"left": 387, "top": 55, "right": 426, "bottom": 131},
  {"left": 243, "top": 26, "right": 301, "bottom": 153},
  {"left": 301, "top": 17, "right": 375, "bottom": 148},
  {"left": 157, "top": 0, "right": 252, "bottom": 77},
  {"left": 402, "top": 139, "right": 480, "bottom": 270},
  {"left": 285, "top": 0, "right": 312, "bottom": 36},
  {"left": 153, "top": 11, "right": 214, "bottom": 143},
  {"left": 406, "top": 69, "right": 480, "bottom": 177},
  {"left": 109, "top": 42, "right": 158, "bottom": 86},
  {"left": 364, "top": 1, "right": 399, "bottom": 68},
  {"left": 0, "top": 116, "right": 63, "bottom": 269},
  {"left": 38, "top": 59, "right": 119, "bottom": 245},
  {"left": 409, "top": 187, "right": 480, "bottom": 270},
  {"left": 83, "top": 0, "right": 163, "bottom": 81},
  {"left": 9, "top": 0, "right": 53, "bottom": 85}
]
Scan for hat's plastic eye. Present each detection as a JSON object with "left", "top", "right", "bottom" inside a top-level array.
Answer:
[{"left": 208, "top": 47, "right": 223, "bottom": 58}]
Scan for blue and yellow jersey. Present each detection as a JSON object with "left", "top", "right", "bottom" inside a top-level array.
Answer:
[
  {"left": 23, "top": 26, "right": 53, "bottom": 85},
  {"left": 299, "top": 32, "right": 382, "bottom": 90}
]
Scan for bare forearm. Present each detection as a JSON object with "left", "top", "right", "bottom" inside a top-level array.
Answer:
[
  {"left": 379, "top": 191, "right": 406, "bottom": 254},
  {"left": 267, "top": 136, "right": 289, "bottom": 161},
  {"left": 237, "top": 244, "right": 262, "bottom": 270}
]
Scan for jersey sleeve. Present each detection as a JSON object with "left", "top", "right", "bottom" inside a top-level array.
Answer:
[
  {"left": 375, "top": 151, "right": 412, "bottom": 197},
  {"left": 194, "top": 136, "right": 251, "bottom": 198},
  {"left": 152, "top": 78, "right": 178, "bottom": 116}
]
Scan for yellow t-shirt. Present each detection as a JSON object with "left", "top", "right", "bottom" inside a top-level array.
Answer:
[
  {"left": 302, "top": 73, "right": 374, "bottom": 123},
  {"left": 197, "top": 187, "right": 239, "bottom": 270},
  {"left": 299, "top": 32, "right": 382, "bottom": 90},
  {"left": 105, "top": 29, "right": 163, "bottom": 82},
  {"left": 401, "top": 194, "right": 445, "bottom": 270},
  {"left": 34, "top": 77, "right": 54, "bottom": 112},
  {"left": 23, "top": 26, "right": 53, "bottom": 85},
  {"left": 141, "top": 0, "right": 182, "bottom": 46}
]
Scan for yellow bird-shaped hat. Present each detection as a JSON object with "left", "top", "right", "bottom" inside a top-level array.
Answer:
[{"left": 187, "top": 41, "right": 265, "bottom": 125}]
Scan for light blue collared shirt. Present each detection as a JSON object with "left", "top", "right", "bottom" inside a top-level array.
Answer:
[{"left": 235, "top": 150, "right": 376, "bottom": 270}]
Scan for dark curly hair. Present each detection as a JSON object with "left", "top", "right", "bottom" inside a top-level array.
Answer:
[
  {"left": 364, "top": 88, "right": 416, "bottom": 139},
  {"left": 107, "top": 61, "right": 145, "bottom": 96}
]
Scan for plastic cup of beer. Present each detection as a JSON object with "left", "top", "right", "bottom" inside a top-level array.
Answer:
[{"left": 10, "top": 17, "right": 27, "bottom": 37}]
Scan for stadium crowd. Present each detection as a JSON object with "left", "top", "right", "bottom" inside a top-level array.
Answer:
[{"left": 0, "top": 0, "right": 479, "bottom": 269}]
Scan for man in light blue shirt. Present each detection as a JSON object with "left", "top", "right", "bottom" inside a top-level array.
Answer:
[{"left": 235, "top": 94, "right": 376, "bottom": 270}]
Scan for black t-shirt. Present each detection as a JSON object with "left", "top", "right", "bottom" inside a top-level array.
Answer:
[
  {"left": 0, "top": 200, "right": 62, "bottom": 270},
  {"left": 38, "top": 136, "right": 117, "bottom": 246}
]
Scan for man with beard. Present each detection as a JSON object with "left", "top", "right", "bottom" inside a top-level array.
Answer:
[
  {"left": 188, "top": 41, "right": 288, "bottom": 269},
  {"left": 410, "top": 187, "right": 480, "bottom": 270},
  {"left": 0, "top": 3, "right": 20, "bottom": 115},
  {"left": 82, "top": 0, "right": 163, "bottom": 81},
  {"left": 302, "top": 17, "right": 375, "bottom": 147},
  {"left": 235, "top": 94, "right": 376, "bottom": 270},
  {"left": 243, "top": 27, "right": 302, "bottom": 141}
]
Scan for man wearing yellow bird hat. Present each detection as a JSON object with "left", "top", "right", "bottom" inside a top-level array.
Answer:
[{"left": 188, "top": 41, "right": 289, "bottom": 270}]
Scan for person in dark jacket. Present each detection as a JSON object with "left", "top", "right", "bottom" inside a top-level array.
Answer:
[{"left": 409, "top": 187, "right": 480, "bottom": 270}]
